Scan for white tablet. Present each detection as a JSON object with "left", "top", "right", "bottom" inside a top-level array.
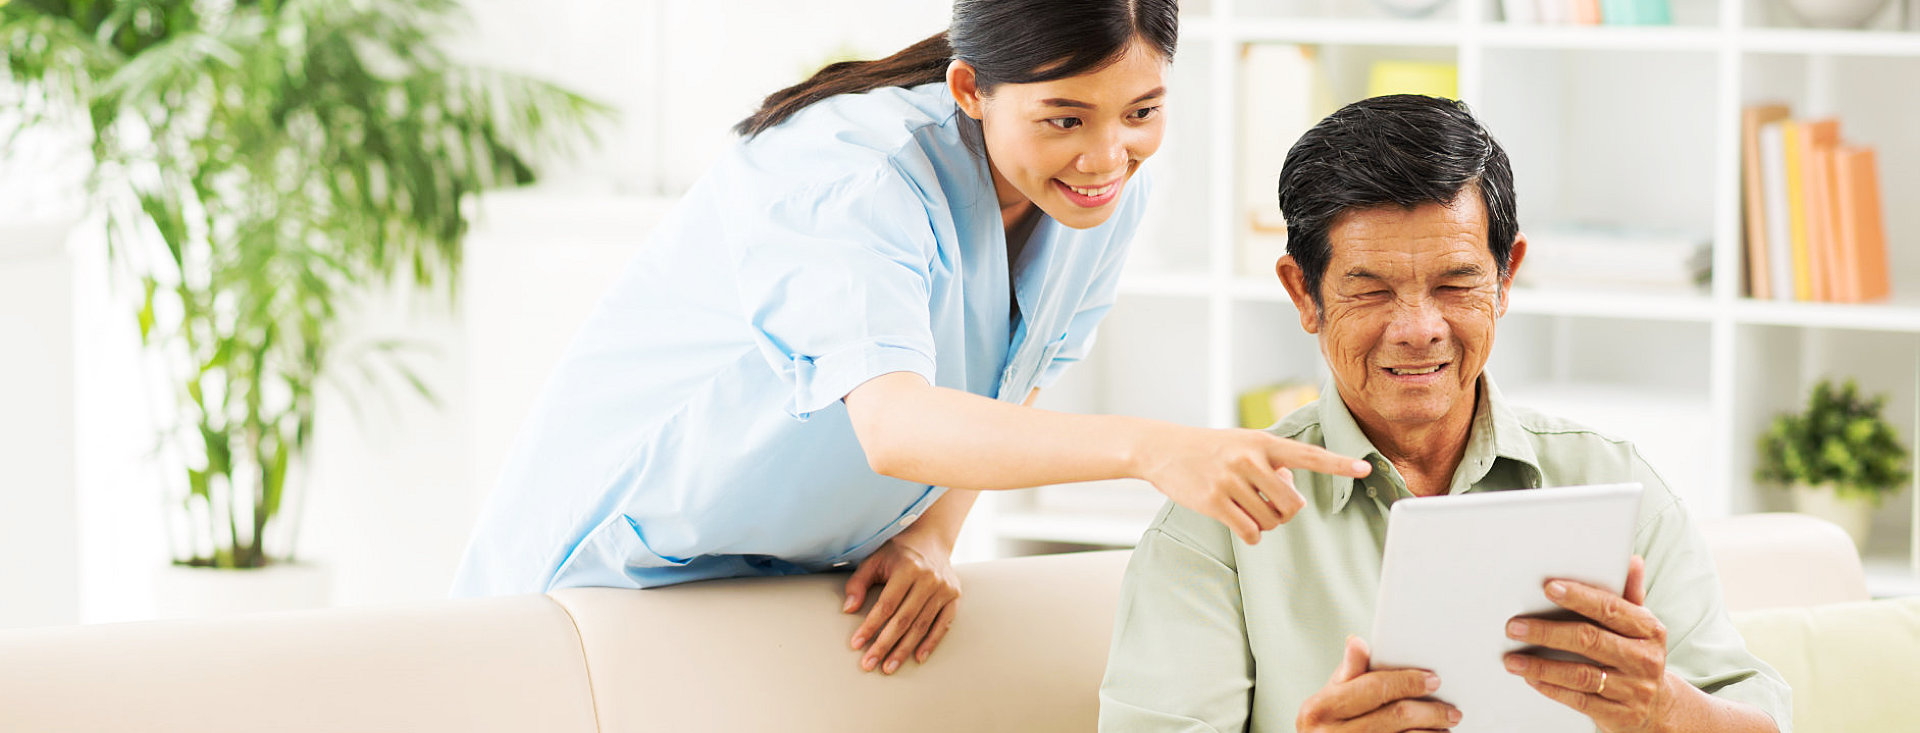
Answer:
[{"left": 1369, "top": 482, "right": 1643, "bottom": 733}]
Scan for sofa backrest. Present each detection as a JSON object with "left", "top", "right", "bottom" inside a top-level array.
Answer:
[
  {"left": 1731, "top": 596, "right": 1920, "bottom": 733},
  {"left": 0, "top": 594, "right": 600, "bottom": 733},
  {"left": 549, "top": 550, "right": 1133, "bottom": 733},
  {"left": 1700, "top": 512, "right": 1870, "bottom": 612}
]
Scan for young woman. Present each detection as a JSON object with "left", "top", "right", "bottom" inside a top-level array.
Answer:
[{"left": 453, "top": 0, "right": 1366, "bottom": 676}]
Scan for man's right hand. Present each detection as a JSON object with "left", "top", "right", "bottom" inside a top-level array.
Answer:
[{"left": 1297, "top": 635, "right": 1463, "bottom": 732}]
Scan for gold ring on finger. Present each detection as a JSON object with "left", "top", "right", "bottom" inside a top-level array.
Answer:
[{"left": 1596, "top": 670, "right": 1608, "bottom": 696}]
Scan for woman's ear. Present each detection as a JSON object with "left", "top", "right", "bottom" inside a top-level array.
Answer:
[{"left": 947, "top": 60, "right": 985, "bottom": 120}]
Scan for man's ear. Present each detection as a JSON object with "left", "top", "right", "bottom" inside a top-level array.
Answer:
[
  {"left": 1276, "top": 255, "right": 1322, "bottom": 334},
  {"left": 1497, "top": 233, "right": 1527, "bottom": 318},
  {"left": 948, "top": 61, "right": 985, "bottom": 120}
]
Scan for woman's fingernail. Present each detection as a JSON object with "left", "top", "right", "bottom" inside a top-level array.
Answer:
[
  {"left": 851, "top": 635, "right": 867, "bottom": 649},
  {"left": 1505, "top": 656, "right": 1526, "bottom": 672},
  {"left": 1449, "top": 708, "right": 1463, "bottom": 725},
  {"left": 1546, "top": 581, "right": 1567, "bottom": 599},
  {"left": 917, "top": 651, "right": 929, "bottom": 664},
  {"left": 884, "top": 659, "right": 900, "bottom": 674},
  {"left": 862, "top": 656, "right": 877, "bottom": 671},
  {"left": 1507, "top": 619, "right": 1529, "bottom": 637},
  {"left": 1425, "top": 674, "right": 1441, "bottom": 692}
]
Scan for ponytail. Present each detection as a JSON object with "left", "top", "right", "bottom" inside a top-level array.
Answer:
[
  {"left": 733, "top": 0, "right": 1180, "bottom": 139},
  {"left": 734, "top": 32, "right": 953, "bottom": 138}
]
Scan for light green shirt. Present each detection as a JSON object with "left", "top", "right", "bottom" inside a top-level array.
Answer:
[{"left": 1099, "top": 376, "right": 1791, "bottom": 733}]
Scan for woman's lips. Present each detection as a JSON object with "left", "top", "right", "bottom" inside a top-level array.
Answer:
[{"left": 1055, "top": 177, "right": 1122, "bottom": 208}]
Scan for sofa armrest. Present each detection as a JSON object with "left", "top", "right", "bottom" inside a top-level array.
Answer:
[
  {"left": 1701, "top": 513, "right": 1870, "bottom": 613},
  {"left": 1733, "top": 596, "right": 1920, "bottom": 733}
]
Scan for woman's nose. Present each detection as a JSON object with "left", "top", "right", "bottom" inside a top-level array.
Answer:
[{"left": 1077, "top": 130, "right": 1127, "bottom": 175}]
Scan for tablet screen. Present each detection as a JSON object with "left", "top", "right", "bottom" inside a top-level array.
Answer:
[{"left": 1369, "top": 482, "right": 1643, "bottom": 732}]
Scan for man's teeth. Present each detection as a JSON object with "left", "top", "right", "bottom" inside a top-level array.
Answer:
[
  {"left": 1067, "top": 182, "right": 1115, "bottom": 197},
  {"left": 1389, "top": 365, "right": 1443, "bottom": 375}
]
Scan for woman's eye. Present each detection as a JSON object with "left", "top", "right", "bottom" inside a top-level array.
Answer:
[
  {"left": 1047, "top": 117, "right": 1082, "bottom": 130},
  {"left": 1130, "top": 106, "right": 1161, "bottom": 121}
]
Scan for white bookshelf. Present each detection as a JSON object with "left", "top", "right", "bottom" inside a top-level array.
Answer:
[{"left": 963, "top": 0, "right": 1920, "bottom": 597}]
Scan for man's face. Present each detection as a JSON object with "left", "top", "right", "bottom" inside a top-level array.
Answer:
[{"left": 1279, "top": 191, "right": 1524, "bottom": 434}]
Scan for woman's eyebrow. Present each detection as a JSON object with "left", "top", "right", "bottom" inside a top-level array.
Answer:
[{"left": 1039, "top": 87, "right": 1168, "bottom": 110}]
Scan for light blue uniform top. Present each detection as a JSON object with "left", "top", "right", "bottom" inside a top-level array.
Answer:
[{"left": 451, "top": 81, "right": 1155, "bottom": 595}]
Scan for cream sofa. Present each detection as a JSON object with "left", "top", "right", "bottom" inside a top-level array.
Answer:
[{"left": 1, "top": 513, "right": 1911, "bottom": 732}]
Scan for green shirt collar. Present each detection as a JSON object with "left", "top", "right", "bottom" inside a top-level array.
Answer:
[{"left": 1315, "top": 373, "right": 1543, "bottom": 513}]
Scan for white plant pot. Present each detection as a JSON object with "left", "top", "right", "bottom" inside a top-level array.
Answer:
[
  {"left": 1788, "top": 484, "right": 1874, "bottom": 552},
  {"left": 153, "top": 562, "right": 332, "bottom": 619}
]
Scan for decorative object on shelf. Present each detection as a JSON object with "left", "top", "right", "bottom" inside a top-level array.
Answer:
[
  {"left": 1366, "top": 60, "right": 1458, "bottom": 100},
  {"left": 1238, "top": 381, "right": 1320, "bottom": 430},
  {"left": 1779, "top": 0, "right": 1892, "bottom": 28},
  {"left": 2, "top": 0, "right": 604, "bottom": 607},
  {"left": 1238, "top": 44, "right": 1328, "bottom": 279},
  {"left": 1757, "top": 379, "right": 1911, "bottom": 551},
  {"left": 1370, "top": 0, "right": 1454, "bottom": 19}
]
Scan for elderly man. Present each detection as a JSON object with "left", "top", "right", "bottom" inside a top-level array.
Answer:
[{"left": 1098, "top": 95, "right": 1789, "bottom": 733}]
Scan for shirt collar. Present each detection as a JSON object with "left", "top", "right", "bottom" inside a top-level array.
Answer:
[{"left": 1317, "top": 372, "right": 1543, "bottom": 513}]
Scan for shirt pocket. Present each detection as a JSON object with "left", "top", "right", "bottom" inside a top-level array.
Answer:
[{"left": 998, "top": 331, "right": 1070, "bottom": 402}]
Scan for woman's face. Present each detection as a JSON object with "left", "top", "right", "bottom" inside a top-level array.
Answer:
[{"left": 950, "top": 39, "right": 1169, "bottom": 231}]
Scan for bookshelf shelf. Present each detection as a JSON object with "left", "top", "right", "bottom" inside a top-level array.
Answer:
[
  {"left": 1223, "top": 18, "right": 1468, "bottom": 45},
  {"left": 1741, "top": 28, "right": 1920, "bottom": 56},
  {"left": 963, "top": 0, "right": 1920, "bottom": 595},
  {"left": 1732, "top": 296, "right": 1920, "bottom": 331},
  {"left": 1479, "top": 24, "right": 1727, "bottom": 49}
]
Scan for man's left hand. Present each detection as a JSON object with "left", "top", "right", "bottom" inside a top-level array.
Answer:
[
  {"left": 842, "top": 530, "right": 961, "bottom": 675},
  {"left": 1503, "top": 555, "right": 1682, "bottom": 733}
]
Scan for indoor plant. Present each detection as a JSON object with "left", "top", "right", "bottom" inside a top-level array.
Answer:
[
  {"left": 2, "top": 0, "right": 603, "bottom": 604},
  {"left": 1756, "top": 378, "right": 1912, "bottom": 550}
]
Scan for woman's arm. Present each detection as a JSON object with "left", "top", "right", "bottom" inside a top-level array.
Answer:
[{"left": 844, "top": 371, "right": 1370, "bottom": 545}]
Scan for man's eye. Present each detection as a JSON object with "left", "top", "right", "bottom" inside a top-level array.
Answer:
[{"left": 1047, "top": 117, "right": 1082, "bottom": 130}]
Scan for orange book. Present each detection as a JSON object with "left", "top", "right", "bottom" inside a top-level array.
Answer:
[
  {"left": 1741, "top": 104, "right": 1790, "bottom": 300},
  {"left": 1833, "top": 146, "right": 1890, "bottom": 303},
  {"left": 1573, "top": 0, "right": 1603, "bottom": 24},
  {"left": 1797, "top": 119, "right": 1841, "bottom": 302}
]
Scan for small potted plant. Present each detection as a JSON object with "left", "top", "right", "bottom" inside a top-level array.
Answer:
[{"left": 1756, "top": 379, "right": 1912, "bottom": 550}]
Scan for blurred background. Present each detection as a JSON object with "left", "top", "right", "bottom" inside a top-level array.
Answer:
[{"left": 3, "top": 0, "right": 1917, "bottom": 630}]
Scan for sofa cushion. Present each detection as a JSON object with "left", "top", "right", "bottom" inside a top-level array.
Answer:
[
  {"left": 551, "top": 550, "right": 1132, "bottom": 733},
  {"left": 1733, "top": 596, "right": 1920, "bottom": 733},
  {"left": 0, "top": 594, "right": 599, "bottom": 733}
]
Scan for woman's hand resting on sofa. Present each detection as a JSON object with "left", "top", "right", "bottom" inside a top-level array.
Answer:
[{"left": 843, "top": 529, "right": 962, "bottom": 674}]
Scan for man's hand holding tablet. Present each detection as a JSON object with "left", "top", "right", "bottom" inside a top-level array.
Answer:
[{"left": 1504, "top": 553, "right": 1684, "bottom": 733}]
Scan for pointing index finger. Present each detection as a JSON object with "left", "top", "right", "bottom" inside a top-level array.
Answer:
[{"left": 1269, "top": 438, "right": 1372, "bottom": 479}]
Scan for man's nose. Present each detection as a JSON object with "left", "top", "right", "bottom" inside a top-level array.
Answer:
[{"left": 1387, "top": 297, "right": 1448, "bottom": 348}]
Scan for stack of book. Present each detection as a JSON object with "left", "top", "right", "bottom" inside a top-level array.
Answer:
[
  {"left": 1502, "top": 0, "right": 1671, "bottom": 25},
  {"left": 1741, "top": 104, "right": 1891, "bottom": 303}
]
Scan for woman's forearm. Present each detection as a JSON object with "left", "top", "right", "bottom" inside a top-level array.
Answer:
[{"left": 845, "top": 372, "right": 1159, "bottom": 491}]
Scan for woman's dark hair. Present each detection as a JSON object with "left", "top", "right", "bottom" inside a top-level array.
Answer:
[
  {"left": 1277, "top": 94, "right": 1518, "bottom": 310},
  {"left": 734, "top": 0, "right": 1179, "bottom": 137}
]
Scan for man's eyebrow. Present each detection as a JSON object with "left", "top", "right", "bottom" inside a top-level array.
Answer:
[
  {"left": 1442, "top": 264, "right": 1486, "bottom": 278},
  {"left": 1039, "top": 87, "right": 1167, "bottom": 110},
  {"left": 1342, "top": 268, "right": 1385, "bottom": 281}
]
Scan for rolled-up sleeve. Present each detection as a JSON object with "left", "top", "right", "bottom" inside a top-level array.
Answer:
[
  {"left": 730, "top": 164, "right": 940, "bottom": 420},
  {"left": 1632, "top": 453, "right": 1794, "bottom": 731},
  {"left": 1101, "top": 506, "right": 1255, "bottom": 732}
]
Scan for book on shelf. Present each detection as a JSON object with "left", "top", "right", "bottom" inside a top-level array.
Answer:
[
  {"left": 1741, "top": 104, "right": 1790, "bottom": 300},
  {"left": 1508, "top": 0, "right": 1668, "bottom": 23},
  {"left": 1834, "top": 146, "right": 1891, "bottom": 303},
  {"left": 1515, "top": 224, "right": 1709, "bottom": 294},
  {"left": 1740, "top": 104, "right": 1893, "bottom": 303}
]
